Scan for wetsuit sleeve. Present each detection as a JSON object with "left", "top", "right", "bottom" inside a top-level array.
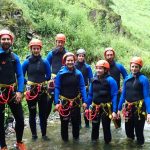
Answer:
[
  {"left": 117, "top": 64, "right": 128, "bottom": 79},
  {"left": 14, "top": 54, "right": 24, "bottom": 92},
  {"left": 108, "top": 77, "right": 118, "bottom": 112},
  {"left": 43, "top": 59, "right": 51, "bottom": 81},
  {"left": 54, "top": 73, "right": 61, "bottom": 105},
  {"left": 140, "top": 76, "right": 150, "bottom": 113},
  {"left": 78, "top": 72, "right": 87, "bottom": 104},
  {"left": 87, "top": 65, "right": 93, "bottom": 83},
  {"left": 118, "top": 80, "right": 126, "bottom": 111},
  {"left": 22, "top": 59, "right": 29, "bottom": 84},
  {"left": 46, "top": 51, "right": 52, "bottom": 66},
  {"left": 87, "top": 83, "right": 93, "bottom": 107}
]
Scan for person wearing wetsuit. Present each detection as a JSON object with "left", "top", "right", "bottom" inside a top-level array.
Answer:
[
  {"left": 46, "top": 33, "right": 67, "bottom": 119},
  {"left": 118, "top": 57, "right": 150, "bottom": 145},
  {"left": 87, "top": 60, "right": 118, "bottom": 144},
  {"left": 54, "top": 52, "right": 87, "bottom": 142},
  {"left": 104, "top": 47, "right": 128, "bottom": 128},
  {"left": 22, "top": 39, "right": 51, "bottom": 141},
  {"left": 75, "top": 48, "right": 93, "bottom": 128},
  {"left": 0, "top": 29, "right": 26, "bottom": 150}
]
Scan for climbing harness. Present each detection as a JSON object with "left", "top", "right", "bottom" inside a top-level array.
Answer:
[
  {"left": 0, "top": 83, "right": 16, "bottom": 104},
  {"left": 48, "top": 74, "right": 56, "bottom": 90},
  {"left": 122, "top": 100, "right": 146, "bottom": 122},
  {"left": 25, "top": 81, "right": 51, "bottom": 101},
  {"left": 85, "top": 102, "right": 112, "bottom": 121},
  {"left": 56, "top": 94, "right": 81, "bottom": 117}
]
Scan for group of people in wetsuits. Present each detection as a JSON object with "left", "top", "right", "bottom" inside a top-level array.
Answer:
[{"left": 0, "top": 29, "right": 150, "bottom": 150}]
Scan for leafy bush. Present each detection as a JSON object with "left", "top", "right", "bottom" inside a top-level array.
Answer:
[{"left": 1, "top": 0, "right": 150, "bottom": 75}]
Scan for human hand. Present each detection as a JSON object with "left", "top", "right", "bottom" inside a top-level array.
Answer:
[
  {"left": 147, "top": 114, "right": 150, "bottom": 124},
  {"left": 53, "top": 104, "right": 60, "bottom": 112},
  {"left": 82, "top": 103, "right": 87, "bottom": 110},
  {"left": 117, "top": 110, "right": 121, "bottom": 119},
  {"left": 48, "top": 80, "right": 55, "bottom": 89},
  {"left": 15, "top": 92, "right": 22, "bottom": 103},
  {"left": 112, "top": 112, "right": 117, "bottom": 120}
]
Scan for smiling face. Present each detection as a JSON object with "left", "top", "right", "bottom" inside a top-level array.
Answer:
[
  {"left": 0, "top": 34, "right": 12, "bottom": 50},
  {"left": 130, "top": 63, "right": 140, "bottom": 75},
  {"left": 77, "top": 54, "right": 85, "bottom": 62},
  {"left": 30, "top": 45, "right": 41, "bottom": 56},
  {"left": 65, "top": 55, "right": 75, "bottom": 70},
  {"left": 96, "top": 66, "right": 105, "bottom": 76}
]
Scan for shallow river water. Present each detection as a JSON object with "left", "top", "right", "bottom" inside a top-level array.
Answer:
[{"left": 5, "top": 113, "right": 150, "bottom": 150}]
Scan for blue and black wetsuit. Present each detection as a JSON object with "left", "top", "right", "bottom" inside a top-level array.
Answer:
[
  {"left": 75, "top": 61, "right": 93, "bottom": 127},
  {"left": 46, "top": 47, "right": 67, "bottom": 74},
  {"left": 109, "top": 60, "right": 128, "bottom": 127},
  {"left": 0, "top": 47, "right": 24, "bottom": 148},
  {"left": 55, "top": 66, "right": 87, "bottom": 141},
  {"left": 75, "top": 61, "right": 93, "bottom": 86},
  {"left": 109, "top": 61, "right": 127, "bottom": 89},
  {"left": 46, "top": 47, "right": 67, "bottom": 118},
  {"left": 118, "top": 73, "right": 150, "bottom": 145},
  {"left": 88, "top": 74, "right": 118, "bottom": 143},
  {"left": 22, "top": 55, "right": 51, "bottom": 138}
]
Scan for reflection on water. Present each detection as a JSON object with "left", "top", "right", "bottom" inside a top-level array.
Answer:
[{"left": 6, "top": 116, "right": 150, "bottom": 150}]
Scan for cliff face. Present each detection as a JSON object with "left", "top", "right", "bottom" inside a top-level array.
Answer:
[
  {"left": 88, "top": 8, "right": 130, "bottom": 36},
  {"left": 0, "top": 0, "right": 29, "bottom": 52},
  {"left": 1, "top": 0, "right": 150, "bottom": 75},
  {"left": 0, "top": 1, "right": 27, "bottom": 36},
  {"left": 0, "top": 0, "right": 130, "bottom": 43}
]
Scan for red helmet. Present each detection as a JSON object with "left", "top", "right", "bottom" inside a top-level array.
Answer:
[
  {"left": 62, "top": 52, "right": 76, "bottom": 65},
  {"left": 104, "top": 47, "right": 115, "bottom": 57},
  {"left": 130, "top": 57, "right": 143, "bottom": 67},
  {"left": 29, "top": 39, "right": 42, "bottom": 48},
  {"left": 96, "top": 60, "right": 110, "bottom": 69},
  {"left": 55, "top": 33, "right": 66, "bottom": 42},
  {"left": 0, "top": 29, "right": 14, "bottom": 43}
]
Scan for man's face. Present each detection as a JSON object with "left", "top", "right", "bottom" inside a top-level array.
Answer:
[
  {"left": 0, "top": 35, "right": 12, "bottom": 50},
  {"left": 56, "top": 40, "right": 65, "bottom": 50},
  {"left": 77, "top": 54, "right": 85, "bottom": 62},
  {"left": 105, "top": 50, "right": 114, "bottom": 63},
  {"left": 130, "top": 63, "right": 140, "bottom": 75},
  {"left": 30, "top": 45, "right": 41, "bottom": 56}
]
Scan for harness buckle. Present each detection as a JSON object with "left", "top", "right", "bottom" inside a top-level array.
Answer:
[{"left": 26, "top": 85, "right": 31, "bottom": 91}]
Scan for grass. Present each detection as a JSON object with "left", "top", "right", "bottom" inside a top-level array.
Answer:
[
  {"left": 1, "top": 0, "right": 150, "bottom": 74},
  {"left": 110, "top": 0, "right": 150, "bottom": 74},
  {"left": 111, "top": 0, "right": 150, "bottom": 45}
]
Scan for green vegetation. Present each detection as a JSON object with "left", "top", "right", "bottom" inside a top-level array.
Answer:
[
  {"left": 111, "top": 0, "right": 150, "bottom": 75},
  {"left": 111, "top": 0, "right": 150, "bottom": 39},
  {"left": 0, "top": 0, "right": 150, "bottom": 75}
]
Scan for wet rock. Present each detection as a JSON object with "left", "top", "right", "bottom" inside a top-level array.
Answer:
[
  {"left": 26, "top": 30, "right": 41, "bottom": 41},
  {"left": 89, "top": 9, "right": 107, "bottom": 22},
  {"left": 89, "top": 9, "right": 97, "bottom": 22},
  {"left": 98, "top": 0, "right": 114, "bottom": 7},
  {"left": 0, "top": 0, "right": 30, "bottom": 48},
  {"left": 88, "top": 5, "right": 131, "bottom": 36}
]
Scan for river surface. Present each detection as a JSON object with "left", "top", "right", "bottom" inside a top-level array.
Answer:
[{"left": 5, "top": 113, "right": 150, "bottom": 150}]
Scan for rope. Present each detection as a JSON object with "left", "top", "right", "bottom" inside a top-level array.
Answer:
[
  {"left": 25, "top": 81, "right": 51, "bottom": 100},
  {"left": 122, "top": 100, "right": 145, "bottom": 121},
  {"left": 55, "top": 94, "right": 81, "bottom": 117},
  {"left": 0, "top": 84, "right": 16, "bottom": 104}
]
